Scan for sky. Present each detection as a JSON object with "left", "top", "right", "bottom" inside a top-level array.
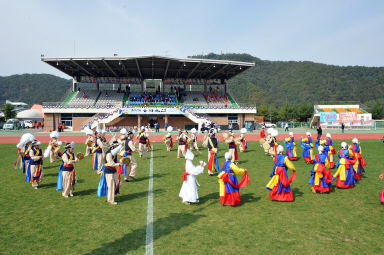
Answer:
[{"left": 1, "top": 0, "right": 384, "bottom": 78}]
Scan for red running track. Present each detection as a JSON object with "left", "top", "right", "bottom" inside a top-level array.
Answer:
[{"left": 1, "top": 133, "right": 383, "bottom": 144}]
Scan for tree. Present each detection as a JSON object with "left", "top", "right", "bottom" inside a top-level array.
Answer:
[
  {"left": 278, "top": 102, "right": 295, "bottom": 121},
  {"left": 296, "top": 102, "right": 313, "bottom": 122},
  {"left": 2, "top": 103, "right": 16, "bottom": 120},
  {"left": 370, "top": 102, "right": 384, "bottom": 119},
  {"left": 257, "top": 104, "right": 268, "bottom": 117}
]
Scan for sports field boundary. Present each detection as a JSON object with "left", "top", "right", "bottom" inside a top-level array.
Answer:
[{"left": 1, "top": 132, "right": 382, "bottom": 144}]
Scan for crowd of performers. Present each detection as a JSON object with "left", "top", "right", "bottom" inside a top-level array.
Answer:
[
  {"left": 259, "top": 127, "right": 369, "bottom": 201},
  {"left": 14, "top": 123, "right": 375, "bottom": 206}
]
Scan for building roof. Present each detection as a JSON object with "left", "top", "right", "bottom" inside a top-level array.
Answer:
[
  {"left": 16, "top": 109, "right": 43, "bottom": 119},
  {"left": 41, "top": 55, "right": 254, "bottom": 82}
]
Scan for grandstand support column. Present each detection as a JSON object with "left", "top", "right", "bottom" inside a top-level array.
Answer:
[
  {"left": 96, "top": 82, "right": 100, "bottom": 91},
  {"left": 72, "top": 78, "right": 77, "bottom": 92},
  {"left": 224, "top": 83, "right": 227, "bottom": 94},
  {"left": 204, "top": 83, "right": 207, "bottom": 93},
  {"left": 184, "top": 83, "right": 186, "bottom": 91},
  {"left": 160, "top": 80, "right": 163, "bottom": 92},
  {"left": 138, "top": 115, "right": 141, "bottom": 129},
  {"left": 164, "top": 115, "right": 168, "bottom": 130}
]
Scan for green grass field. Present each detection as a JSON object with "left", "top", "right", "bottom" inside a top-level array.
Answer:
[{"left": 1, "top": 140, "right": 384, "bottom": 254}]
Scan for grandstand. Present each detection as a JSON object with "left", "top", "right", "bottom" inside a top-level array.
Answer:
[{"left": 41, "top": 55, "right": 256, "bottom": 131}]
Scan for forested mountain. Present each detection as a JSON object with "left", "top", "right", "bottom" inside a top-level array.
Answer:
[
  {"left": 190, "top": 53, "right": 384, "bottom": 107},
  {"left": 0, "top": 74, "right": 71, "bottom": 106}
]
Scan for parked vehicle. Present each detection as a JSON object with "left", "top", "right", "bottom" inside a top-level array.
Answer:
[
  {"left": 3, "top": 119, "right": 21, "bottom": 130},
  {"left": 23, "top": 120, "right": 33, "bottom": 128},
  {"left": 264, "top": 122, "right": 276, "bottom": 128}
]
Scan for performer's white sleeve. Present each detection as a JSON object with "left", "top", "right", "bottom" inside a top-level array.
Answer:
[{"left": 186, "top": 161, "right": 204, "bottom": 175}]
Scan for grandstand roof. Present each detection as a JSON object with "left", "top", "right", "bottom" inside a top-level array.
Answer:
[{"left": 41, "top": 55, "right": 254, "bottom": 81}]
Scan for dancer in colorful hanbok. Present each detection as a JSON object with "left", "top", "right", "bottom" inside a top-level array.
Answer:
[
  {"left": 238, "top": 128, "right": 248, "bottom": 152},
  {"left": 119, "top": 129, "right": 138, "bottom": 182},
  {"left": 97, "top": 141, "right": 122, "bottom": 205},
  {"left": 163, "top": 126, "right": 174, "bottom": 151},
  {"left": 189, "top": 128, "right": 199, "bottom": 151},
  {"left": 225, "top": 130, "right": 238, "bottom": 162},
  {"left": 350, "top": 138, "right": 367, "bottom": 181},
  {"left": 301, "top": 132, "right": 314, "bottom": 164},
  {"left": 179, "top": 150, "right": 206, "bottom": 205},
  {"left": 379, "top": 173, "right": 384, "bottom": 204},
  {"left": 333, "top": 142, "right": 356, "bottom": 189},
  {"left": 176, "top": 129, "right": 188, "bottom": 158},
  {"left": 323, "top": 133, "right": 336, "bottom": 168},
  {"left": 308, "top": 146, "right": 333, "bottom": 193},
  {"left": 25, "top": 140, "right": 44, "bottom": 189},
  {"left": 284, "top": 132, "right": 297, "bottom": 161},
  {"left": 206, "top": 128, "right": 219, "bottom": 175},
  {"left": 266, "top": 145, "right": 296, "bottom": 201},
  {"left": 84, "top": 129, "right": 95, "bottom": 156},
  {"left": 57, "top": 142, "right": 79, "bottom": 198},
  {"left": 259, "top": 127, "right": 266, "bottom": 147},
  {"left": 218, "top": 152, "right": 250, "bottom": 206},
  {"left": 268, "top": 129, "right": 279, "bottom": 157},
  {"left": 16, "top": 133, "right": 34, "bottom": 174},
  {"left": 137, "top": 127, "right": 148, "bottom": 159}
]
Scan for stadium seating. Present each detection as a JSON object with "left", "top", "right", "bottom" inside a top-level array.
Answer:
[
  {"left": 66, "top": 90, "right": 100, "bottom": 106},
  {"left": 127, "top": 93, "right": 176, "bottom": 106},
  {"left": 95, "top": 90, "right": 124, "bottom": 106},
  {"left": 183, "top": 91, "right": 208, "bottom": 106},
  {"left": 204, "top": 91, "right": 229, "bottom": 107}
]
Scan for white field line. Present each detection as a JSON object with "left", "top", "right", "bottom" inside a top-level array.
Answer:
[{"left": 145, "top": 149, "right": 154, "bottom": 255}]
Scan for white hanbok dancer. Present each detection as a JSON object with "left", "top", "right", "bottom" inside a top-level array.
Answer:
[{"left": 179, "top": 150, "right": 206, "bottom": 205}]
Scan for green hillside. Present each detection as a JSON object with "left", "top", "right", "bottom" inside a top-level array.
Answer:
[
  {"left": 190, "top": 53, "right": 384, "bottom": 106},
  {"left": 0, "top": 74, "right": 71, "bottom": 106}
]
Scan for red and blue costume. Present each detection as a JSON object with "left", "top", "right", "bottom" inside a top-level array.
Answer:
[
  {"left": 208, "top": 137, "right": 219, "bottom": 173},
  {"left": 266, "top": 154, "right": 296, "bottom": 201},
  {"left": 308, "top": 153, "right": 333, "bottom": 193},
  {"left": 284, "top": 136, "right": 297, "bottom": 161},
  {"left": 324, "top": 138, "right": 336, "bottom": 168},
  {"left": 349, "top": 144, "right": 367, "bottom": 181},
  {"left": 301, "top": 136, "right": 314, "bottom": 163},
  {"left": 218, "top": 161, "right": 250, "bottom": 206},
  {"left": 333, "top": 148, "right": 356, "bottom": 189}
]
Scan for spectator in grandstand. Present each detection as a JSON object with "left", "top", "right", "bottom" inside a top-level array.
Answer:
[
  {"left": 58, "top": 123, "right": 62, "bottom": 132},
  {"left": 62, "top": 122, "right": 66, "bottom": 131},
  {"left": 105, "top": 91, "right": 109, "bottom": 97},
  {"left": 33, "top": 121, "right": 36, "bottom": 129},
  {"left": 83, "top": 92, "right": 87, "bottom": 99},
  {"left": 155, "top": 122, "right": 160, "bottom": 132},
  {"left": 285, "top": 123, "right": 289, "bottom": 132}
]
